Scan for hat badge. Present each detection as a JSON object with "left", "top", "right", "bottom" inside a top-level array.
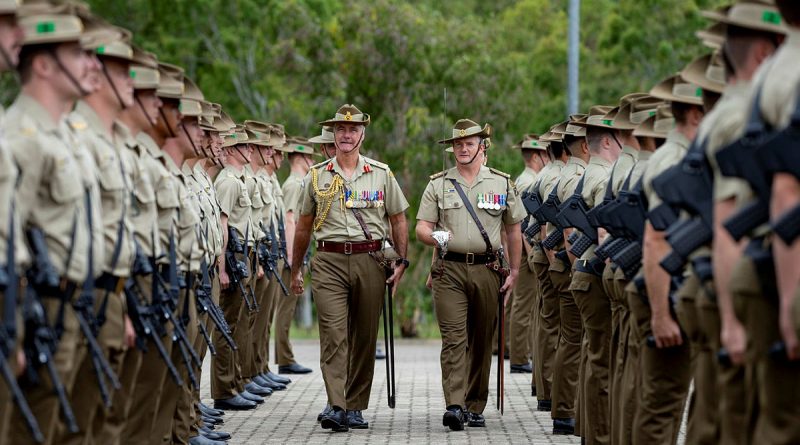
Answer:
[
  {"left": 459, "top": 129, "right": 467, "bottom": 137},
  {"left": 344, "top": 111, "right": 353, "bottom": 121}
]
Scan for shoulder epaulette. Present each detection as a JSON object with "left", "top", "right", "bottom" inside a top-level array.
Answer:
[
  {"left": 364, "top": 157, "right": 389, "bottom": 170},
  {"left": 429, "top": 171, "right": 446, "bottom": 180},
  {"left": 488, "top": 167, "right": 510, "bottom": 179},
  {"left": 67, "top": 115, "right": 88, "bottom": 131}
]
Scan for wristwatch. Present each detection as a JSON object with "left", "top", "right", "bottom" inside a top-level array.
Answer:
[{"left": 395, "top": 258, "right": 410, "bottom": 268}]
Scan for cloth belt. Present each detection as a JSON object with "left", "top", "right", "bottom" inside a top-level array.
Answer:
[
  {"left": 317, "top": 240, "right": 382, "bottom": 255},
  {"left": 94, "top": 272, "right": 126, "bottom": 294},
  {"left": 442, "top": 252, "right": 496, "bottom": 265}
]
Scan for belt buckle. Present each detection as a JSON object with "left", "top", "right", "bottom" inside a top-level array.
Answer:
[
  {"left": 344, "top": 242, "right": 353, "bottom": 255},
  {"left": 466, "top": 253, "right": 475, "bottom": 265}
]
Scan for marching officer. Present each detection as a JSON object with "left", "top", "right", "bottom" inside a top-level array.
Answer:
[
  {"left": 291, "top": 104, "right": 409, "bottom": 432},
  {"left": 416, "top": 119, "right": 524, "bottom": 431}
]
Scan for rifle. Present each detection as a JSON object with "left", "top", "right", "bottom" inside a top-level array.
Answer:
[
  {"left": 0, "top": 326, "right": 44, "bottom": 442},
  {"left": 382, "top": 274, "right": 396, "bottom": 409},
  {"left": 196, "top": 259, "right": 236, "bottom": 351},
  {"left": 556, "top": 175, "right": 598, "bottom": 258},
  {"left": 225, "top": 226, "right": 255, "bottom": 311},
  {"left": 772, "top": 205, "right": 800, "bottom": 245},
  {"left": 277, "top": 215, "right": 290, "bottom": 269},
  {"left": 242, "top": 225, "right": 259, "bottom": 312},
  {"left": 520, "top": 182, "right": 544, "bottom": 241},
  {"left": 714, "top": 89, "right": 775, "bottom": 241},
  {"left": 651, "top": 139, "right": 714, "bottom": 276},
  {"left": 539, "top": 183, "right": 564, "bottom": 250},
  {"left": 258, "top": 221, "right": 289, "bottom": 296}
]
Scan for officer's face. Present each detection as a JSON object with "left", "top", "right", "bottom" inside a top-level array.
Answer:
[
  {"left": 101, "top": 57, "right": 134, "bottom": 109},
  {"left": 453, "top": 136, "right": 482, "bottom": 164},
  {"left": 0, "top": 14, "right": 23, "bottom": 71},
  {"left": 136, "top": 89, "right": 162, "bottom": 127},
  {"left": 334, "top": 123, "right": 364, "bottom": 153}
]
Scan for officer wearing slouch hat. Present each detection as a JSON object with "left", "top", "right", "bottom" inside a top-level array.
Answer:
[
  {"left": 291, "top": 104, "right": 409, "bottom": 432},
  {"left": 416, "top": 118, "right": 524, "bottom": 431}
]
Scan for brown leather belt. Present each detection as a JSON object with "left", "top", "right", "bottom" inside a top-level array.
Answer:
[
  {"left": 317, "top": 240, "right": 382, "bottom": 255},
  {"left": 443, "top": 252, "right": 496, "bottom": 265}
]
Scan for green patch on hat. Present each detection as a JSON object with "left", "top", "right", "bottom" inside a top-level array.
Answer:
[
  {"left": 649, "top": 111, "right": 656, "bottom": 117},
  {"left": 695, "top": 87, "right": 703, "bottom": 97},
  {"left": 602, "top": 119, "right": 613, "bottom": 126},
  {"left": 129, "top": 70, "right": 136, "bottom": 78},
  {"left": 96, "top": 46, "right": 105, "bottom": 55},
  {"left": 36, "top": 22, "right": 55, "bottom": 34},
  {"left": 763, "top": 11, "right": 782, "bottom": 25}
]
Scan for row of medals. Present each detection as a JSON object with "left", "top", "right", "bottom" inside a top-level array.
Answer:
[
  {"left": 345, "top": 190, "right": 384, "bottom": 209},
  {"left": 477, "top": 193, "right": 506, "bottom": 210}
]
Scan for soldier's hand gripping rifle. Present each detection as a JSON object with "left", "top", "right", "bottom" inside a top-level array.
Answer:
[
  {"left": 651, "top": 139, "right": 714, "bottom": 276},
  {"left": 258, "top": 221, "right": 289, "bottom": 296},
  {"left": 225, "top": 226, "right": 255, "bottom": 310}
]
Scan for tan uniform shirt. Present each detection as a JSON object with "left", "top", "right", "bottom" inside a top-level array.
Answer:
[
  {"left": 300, "top": 155, "right": 409, "bottom": 242},
  {"left": 254, "top": 169, "right": 275, "bottom": 241},
  {"left": 578, "top": 156, "right": 612, "bottom": 261},
  {"left": 537, "top": 160, "right": 565, "bottom": 238},
  {"left": 214, "top": 164, "right": 254, "bottom": 244},
  {"left": 193, "top": 163, "right": 224, "bottom": 259},
  {"left": 8, "top": 94, "right": 98, "bottom": 283},
  {"left": 515, "top": 167, "right": 537, "bottom": 193},
  {"left": 282, "top": 171, "right": 304, "bottom": 216},
  {"left": 0, "top": 106, "right": 28, "bottom": 269},
  {"left": 608, "top": 146, "right": 638, "bottom": 196},
  {"left": 137, "top": 133, "right": 180, "bottom": 265},
  {"left": 557, "top": 156, "right": 588, "bottom": 202},
  {"left": 73, "top": 101, "right": 136, "bottom": 277},
  {"left": 126, "top": 134, "right": 161, "bottom": 259},
  {"left": 643, "top": 129, "right": 691, "bottom": 212},
  {"left": 164, "top": 155, "right": 201, "bottom": 272},
  {"left": 417, "top": 165, "right": 525, "bottom": 253},
  {"left": 244, "top": 165, "right": 264, "bottom": 245},
  {"left": 629, "top": 150, "right": 653, "bottom": 186},
  {"left": 183, "top": 162, "right": 214, "bottom": 264}
]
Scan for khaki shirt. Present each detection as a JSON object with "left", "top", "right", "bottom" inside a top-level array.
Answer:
[
  {"left": 643, "top": 129, "right": 691, "bottom": 212},
  {"left": 0, "top": 106, "right": 29, "bottom": 270},
  {"left": 254, "top": 169, "right": 274, "bottom": 240},
  {"left": 752, "top": 28, "right": 800, "bottom": 129},
  {"left": 126, "top": 134, "right": 161, "bottom": 259},
  {"left": 282, "top": 171, "right": 304, "bottom": 215},
  {"left": 8, "top": 94, "right": 98, "bottom": 283},
  {"left": 417, "top": 165, "right": 525, "bottom": 254},
  {"left": 629, "top": 150, "right": 653, "bottom": 186},
  {"left": 164, "top": 155, "right": 201, "bottom": 272},
  {"left": 214, "top": 164, "right": 254, "bottom": 244},
  {"left": 578, "top": 156, "right": 612, "bottom": 260},
  {"left": 269, "top": 171, "right": 287, "bottom": 248},
  {"left": 183, "top": 162, "right": 213, "bottom": 263},
  {"left": 515, "top": 167, "right": 537, "bottom": 192},
  {"left": 608, "top": 146, "right": 638, "bottom": 196},
  {"left": 300, "top": 155, "right": 409, "bottom": 242},
  {"left": 137, "top": 133, "right": 179, "bottom": 265},
  {"left": 193, "top": 163, "right": 223, "bottom": 259},
  {"left": 73, "top": 101, "right": 136, "bottom": 277},
  {"left": 557, "top": 156, "right": 588, "bottom": 202},
  {"left": 244, "top": 165, "right": 265, "bottom": 244}
]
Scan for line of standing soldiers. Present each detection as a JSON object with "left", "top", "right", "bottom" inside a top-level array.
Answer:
[
  {"left": 508, "top": 1, "right": 800, "bottom": 443},
  {"left": 0, "top": 2, "right": 316, "bottom": 444}
]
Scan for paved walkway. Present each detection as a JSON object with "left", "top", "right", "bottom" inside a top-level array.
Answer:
[{"left": 200, "top": 339, "right": 583, "bottom": 444}]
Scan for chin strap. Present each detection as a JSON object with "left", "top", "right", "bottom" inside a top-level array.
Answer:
[
  {"left": 100, "top": 60, "right": 127, "bottom": 110},
  {"left": 47, "top": 48, "right": 88, "bottom": 97},
  {"left": 455, "top": 139, "right": 485, "bottom": 166},
  {"left": 158, "top": 107, "right": 177, "bottom": 139},
  {"left": 135, "top": 95, "right": 155, "bottom": 129}
]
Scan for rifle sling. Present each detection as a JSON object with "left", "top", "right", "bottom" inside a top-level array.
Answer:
[{"left": 448, "top": 179, "right": 493, "bottom": 255}]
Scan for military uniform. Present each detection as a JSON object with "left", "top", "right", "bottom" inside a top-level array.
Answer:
[
  {"left": 549, "top": 154, "right": 586, "bottom": 424},
  {"left": 251, "top": 165, "right": 275, "bottom": 378},
  {"left": 418, "top": 163, "right": 524, "bottom": 415},
  {"left": 276, "top": 170, "right": 305, "bottom": 367},
  {"left": 300, "top": 149, "right": 408, "bottom": 412}
]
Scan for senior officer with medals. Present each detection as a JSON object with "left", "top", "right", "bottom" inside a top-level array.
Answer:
[
  {"left": 416, "top": 119, "right": 524, "bottom": 431},
  {"left": 290, "top": 104, "right": 409, "bottom": 432}
]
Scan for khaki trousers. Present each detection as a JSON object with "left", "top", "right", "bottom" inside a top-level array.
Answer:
[
  {"left": 57, "top": 287, "right": 127, "bottom": 445},
  {"left": 261, "top": 259, "right": 285, "bottom": 373},
  {"left": 311, "top": 251, "right": 385, "bottom": 410},
  {"left": 628, "top": 273, "right": 691, "bottom": 445},
  {"left": 730, "top": 251, "right": 800, "bottom": 445},
  {"left": 532, "top": 247, "right": 558, "bottom": 402},
  {"left": 571, "top": 268, "right": 611, "bottom": 444},
  {"left": 510, "top": 250, "right": 538, "bottom": 365},
  {"left": 550, "top": 256, "right": 581, "bottom": 419},
  {"left": 275, "top": 267, "right": 298, "bottom": 366},
  {"left": 612, "top": 267, "right": 637, "bottom": 445},
  {"left": 432, "top": 260, "right": 501, "bottom": 413},
  {"left": 122, "top": 281, "right": 175, "bottom": 445},
  {"left": 10, "top": 290, "right": 80, "bottom": 445},
  {"left": 211, "top": 254, "right": 250, "bottom": 399},
  {"left": 251, "top": 266, "right": 274, "bottom": 375}
]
